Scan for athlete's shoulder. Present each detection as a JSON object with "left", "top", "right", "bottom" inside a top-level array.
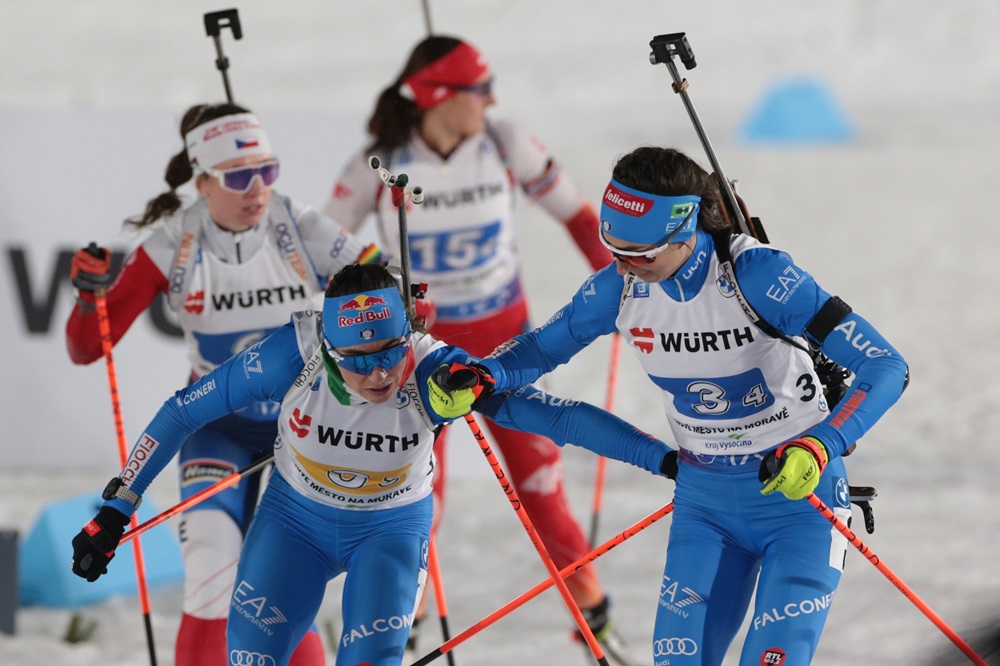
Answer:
[
  {"left": 412, "top": 331, "right": 447, "bottom": 362},
  {"left": 290, "top": 309, "right": 324, "bottom": 361},
  {"left": 577, "top": 264, "right": 628, "bottom": 307}
]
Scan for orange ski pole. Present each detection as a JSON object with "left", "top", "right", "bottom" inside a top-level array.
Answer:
[
  {"left": 427, "top": 538, "right": 456, "bottom": 666},
  {"left": 412, "top": 501, "right": 674, "bottom": 666},
  {"left": 94, "top": 284, "right": 158, "bottom": 666},
  {"left": 463, "top": 413, "right": 610, "bottom": 665},
  {"left": 806, "top": 493, "right": 987, "bottom": 665},
  {"left": 122, "top": 455, "right": 274, "bottom": 545}
]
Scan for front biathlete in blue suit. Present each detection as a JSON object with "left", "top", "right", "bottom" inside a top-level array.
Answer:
[
  {"left": 469, "top": 147, "right": 910, "bottom": 665},
  {"left": 70, "top": 263, "right": 674, "bottom": 666}
]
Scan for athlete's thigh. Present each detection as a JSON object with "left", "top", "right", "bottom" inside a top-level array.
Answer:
[
  {"left": 654, "top": 508, "right": 759, "bottom": 666},
  {"left": 227, "top": 497, "right": 331, "bottom": 666},
  {"left": 337, "top": 501, "right": 432, "bottom": 666},
  {"left": 739, "top": 464, "right": 849, "bottom": 666}
]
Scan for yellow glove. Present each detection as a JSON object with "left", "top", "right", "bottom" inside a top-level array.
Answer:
[
  {"left": 427, "top": 363, "right": 495, "bottom": 420},
  {"left": 759, "top": 436, "right": 829, "bottom": 500}
]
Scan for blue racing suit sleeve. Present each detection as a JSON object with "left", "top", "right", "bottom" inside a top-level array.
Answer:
[
  {"left": 476, "top": 385, "right": 672, "bottom": 475},
  {"left": 105, "top": 323, "right": 306, "bottom": 515},
  {"left": 736, "top": 247, "right": 909, "bottom": 457},
  {"left": 479, "top": 265, "right": 623, "bottom": 391}
]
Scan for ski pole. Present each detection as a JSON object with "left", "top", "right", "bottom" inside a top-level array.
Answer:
[
  {"left": 204, "top": 9, "right": 242, "bottom": 103},
  {"left": 412, "top": 501, "right": 674, "bottom": 666},
  {"left": 588, "top": 332, "right": 622, "bottom": 547},
  {"left": 427, "top": 538, "right": 457, "bottom": 666},
  {"left": 806, "top": 493, "right": 987, "bottom": 665},
  {"left": 121, "top": 455, "right": 274, "bottom": 545},
  {"left": 92, "top": 268, "right": 158, "bottom": 666},
  {"left": 462, "top": 413, "right": 610, "bottom": 665}
]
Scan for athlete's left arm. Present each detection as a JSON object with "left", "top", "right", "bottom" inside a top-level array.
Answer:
[
  {"left": 490, "top": 119, "right": 612, "bottom": 272},
  {"left": 477, "top": 385, "right": 673, "bottom": 475},
  {"left": 286, "top": 195, "right": 383, "bottom": 284},
  {"left": 103, "top": 323, "right": 306, "bottom": 515},
  {"left": 737, "top": 247, "right": 909, "bottom": 457}
]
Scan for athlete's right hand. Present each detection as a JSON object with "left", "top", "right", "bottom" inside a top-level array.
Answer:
[
  {"left": 71, "top": 506, "right": 130, "bottom": 582},
  {"left": 70, "top": 243, "right": 112, "bottom": 293},
  {"left": 427, "top": 362, "right": 495, "bottom": 419}
]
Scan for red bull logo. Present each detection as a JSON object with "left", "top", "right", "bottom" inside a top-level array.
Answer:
[{"left": 338, "top": 294, "right": 388, "bottom": 313}]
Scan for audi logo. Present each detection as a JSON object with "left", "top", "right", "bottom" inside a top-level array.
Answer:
[
  {"left": 230, "top": 650, "right": 276, "bottom": 666},
  {"left": 654, "top": 637, "right": 698, "bottom": 656}
]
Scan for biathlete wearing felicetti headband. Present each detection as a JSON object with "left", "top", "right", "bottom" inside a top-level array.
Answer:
[
  {"left": 65, "top": 101, "right": 386, "bottom": 666},
  {"left": 473, "top": 146, "right": 909, "bottom": 665},
  {"left": 71, "top": 262, "right": 677, "bottom": 666}
]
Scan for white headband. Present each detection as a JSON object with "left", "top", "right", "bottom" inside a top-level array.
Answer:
[{"left": 184, "top": 112, "right": 272, "bottom": 170}]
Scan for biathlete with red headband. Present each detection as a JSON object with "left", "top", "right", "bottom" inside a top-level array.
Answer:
[
  {"left": 323, "top": 36, "right": 641, "bottom": 663},
  {"left": 70, "top": 263, "right": 676, "bottom": 666},
  {"left": 452, "top": 146, "right": 910, "bottom": 665},
  {"left": 65, "top": 103, "right": 383, "bottom": 666}
]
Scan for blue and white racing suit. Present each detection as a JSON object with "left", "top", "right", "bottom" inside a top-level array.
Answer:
[
  {"left": 479, "top": 230, "right": 909, "bottom": 665},
  {"left": 104, "top": 311, "right": 672, "bottom": 666}
]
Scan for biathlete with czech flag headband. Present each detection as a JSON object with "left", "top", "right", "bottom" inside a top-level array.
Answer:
[
  {"left": 461, "top": 146, "right": 910, "bottom": 665},
  {"left": 64, "top": 102, "right": 385, "bottom": 666},
  {"left": 70, "top": 263, "right": 677, "bottom": 666}
]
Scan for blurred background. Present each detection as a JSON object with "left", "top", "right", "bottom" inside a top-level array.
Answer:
[{"left": 1, "top": 1, "right": 999, "bottom": 664}]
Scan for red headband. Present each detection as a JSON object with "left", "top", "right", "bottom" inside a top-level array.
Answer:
[{"left": 401, "top": 41, "right": 490, "bottom": 110}]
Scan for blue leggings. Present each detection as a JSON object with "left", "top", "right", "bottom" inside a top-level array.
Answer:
[
  {"left": 653, "top": 457, "right": 850, "bottom": 666},
  {"left": 227, "top": 472, "right": 432, "bottom": 666}
]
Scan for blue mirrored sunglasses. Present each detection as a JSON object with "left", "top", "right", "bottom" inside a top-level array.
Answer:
[
  {"left": 201, "top": 160, "right": 280, "bottom": 194},
  {"left": 328, "top": 338, "right": 411, "bottom": 375}
]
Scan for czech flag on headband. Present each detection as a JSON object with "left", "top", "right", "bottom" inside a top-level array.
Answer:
[
  {"left": 322, "top": 288, "right": 412, "bottom": 349},
  {"left": 599, "top": 179, "right": 701, "bottom": 246}
]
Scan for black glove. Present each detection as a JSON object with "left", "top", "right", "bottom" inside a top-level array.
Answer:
[
  {"left": 70, "top": 243, "right": 112, "bottom": 293},
  {"left": 71, "top": 506, "right": 130, "bottom": 582},
  {"left": 660, "top": 450, "right": 678, "bottom": 480}
]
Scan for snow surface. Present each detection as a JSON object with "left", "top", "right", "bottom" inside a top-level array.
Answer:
[{"left": 3, "top": 1, "right": 1000, "bottom": 664}]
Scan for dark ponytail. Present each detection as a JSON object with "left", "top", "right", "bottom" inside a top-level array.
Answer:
[
  {"left": 366, "top": 36, "right": 465, "bottom": 154},
  {"left": 126, "top": 102, "right": 251, "bottom": 228}
]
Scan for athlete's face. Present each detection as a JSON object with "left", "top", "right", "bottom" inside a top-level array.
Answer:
[
  {"left": 438, "top": 73, "right": 495, "bottom": 137},
  {"left": 196, "top": 154, "right": 274, "bottom": 232},
  {"left": 334, "top": 337, "right": 410, "bottom": 404},
  {"left": 604, "top": 230, "right": 696, "bottom": 283}
]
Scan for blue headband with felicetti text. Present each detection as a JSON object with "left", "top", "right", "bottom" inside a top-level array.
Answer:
[
  {"left": 599, "top": 179, "right": 701, "bottom": 246},
  {"left": 322, "top": 288, "right": 412, "bottom": 349}
]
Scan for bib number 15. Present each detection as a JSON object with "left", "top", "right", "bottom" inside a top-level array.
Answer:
[{"left": 408, "top": 221, "right": 502, "bottom": 272}]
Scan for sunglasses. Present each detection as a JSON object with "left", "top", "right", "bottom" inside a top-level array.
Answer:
[
  {"left": 200, "top": 160, "right": 280, "bottom": 194},
  {"left": 601, "top": 203, "right": 699, "bottom": 266},
  {"left": 447, "top": 77, "right": 494, "bottom": 97},
  {"left": 328, "top": 337, "right": 411, "bottom": 376}
]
